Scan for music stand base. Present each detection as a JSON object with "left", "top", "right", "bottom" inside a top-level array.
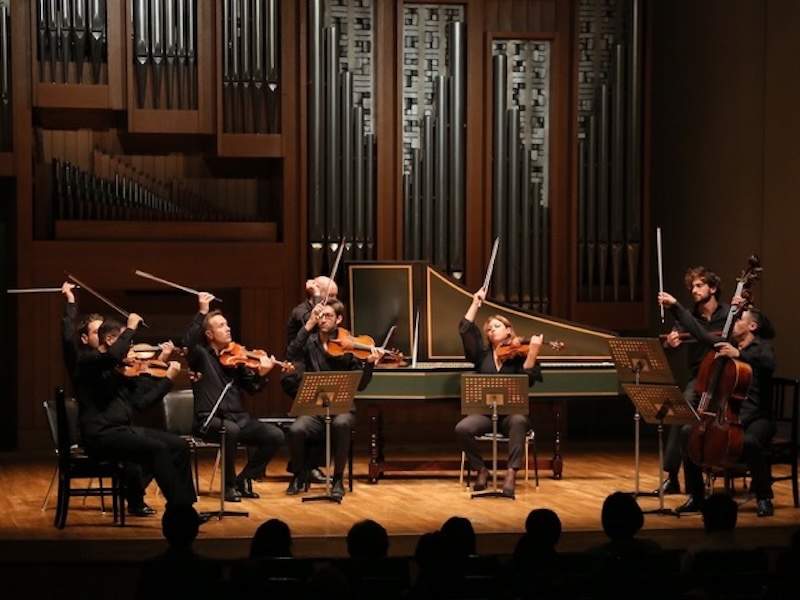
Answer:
[
  {"left": 471, "top": 490, "right": 514, "bottom": 500},
  {"left": 642, "top": 507, "right": 679, "bottom": 517},
  {"left": 626, "top": 490, "right": 659, "bottom": 498},
  {"left": 199, "top": 509, "right": 249, "bottom": 520},
  {"left": 302, "top": 494, "right": 342, "bottom": 504}
]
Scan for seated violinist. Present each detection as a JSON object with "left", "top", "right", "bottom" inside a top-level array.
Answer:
[
  {"left": 183, "top": 293, "right": 286, "bottom": 502},
  {"left": 455, "top": 288, "right": 543, "bottom": 498},
  {"left": 659, "top": 291, "right": 777, "bottom": 517},
  {"left": 75, "top": 314, "right": 197, "bottom": 514},
  {"left": 282, "top": 299, "right": 384, "bottom": 498}
]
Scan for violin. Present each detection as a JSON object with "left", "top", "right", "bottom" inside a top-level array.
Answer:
[
  {"left": 325, "top": 328, "right": 405, "bottom": 364},
  {"left": 495, "top": 336, "right": 566, "bottom": 362},
  {"left": 119, "top": 343, "right": 174, "bottom": 378},
  {"left": 218, "top": 342, "right": 295, "bottom": 373},
  {"left": 688, "top": 256, "right": 761, "bottom": 469}
]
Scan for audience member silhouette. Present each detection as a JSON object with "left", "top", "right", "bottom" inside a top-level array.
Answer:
[
  {"left": 591, "top": 491, "right": 661, "bottom": 558},
  {"left": 511, "top": 509, "right": 563, "bottom": 599},
  {"left": 136, "top": 506, "right": 220, "bottom": 599},
  {"left": 250, "top": 518, "right": 293, "bottom": 558},
  {"left": 347, "top": 519, "right": 390, "bottom": 559},
  {"left": 440, "top": 516, "right": 477, "bottom": 558},
  {"left": 682, "top": 492, "right": 739, "bottom": 573}
]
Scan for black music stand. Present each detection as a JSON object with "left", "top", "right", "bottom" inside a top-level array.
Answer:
[
  {"left": 198, "top": 382, "right": 249, "bottom": 520},
  {"left": 461, "top": 374, "right": 529, "bottom": 500},
  {"left": 608, "top": 338, "right": 675, "bottom": 499},
  {"left": 290, "top": 371, "right": 362, "bottom": 504},
  {"left": 623, "top": 383, "right": 697, "bottom": 516}
]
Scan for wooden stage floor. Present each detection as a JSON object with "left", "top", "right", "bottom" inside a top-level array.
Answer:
[{"left": 2, "top": 444, "right": 798, "bottom": 560}]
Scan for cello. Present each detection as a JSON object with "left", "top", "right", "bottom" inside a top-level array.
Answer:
[{"left": 687, "top": 256, "right": 761, "bottom": 469}]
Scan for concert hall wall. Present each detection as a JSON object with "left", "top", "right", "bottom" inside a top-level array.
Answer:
[
  {"left": 651, "top": 0, "right": 800, "bottom": 385},
  {"left": 2, "top": 1, "right": 660, "bottom": 450}
]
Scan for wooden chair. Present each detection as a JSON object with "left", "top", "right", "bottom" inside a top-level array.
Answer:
[{"left": 47, "top": 387, "right": 126, "bottom": 529}]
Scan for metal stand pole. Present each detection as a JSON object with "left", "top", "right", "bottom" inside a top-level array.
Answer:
[
  {"left": 303, "top": 405, "right": 341, "bottom": 504},
  {"left": 471, "top": 401, "right": 512, "bottom": 500}
]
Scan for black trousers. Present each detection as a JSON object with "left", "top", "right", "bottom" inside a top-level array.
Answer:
[
  {"left": 663, "top": 378, "right": 700, "bottom": 475},
  {"left": 681, "top": 417, "right": 776, "bottom": 500},
  {"left": 455, "top": 414, "right": 529, "bottom": 471},
  {"left": 199, "top": 417, "right": 285, "bottom": 487},
  {"left": 288, "top": 413, "right": 355, "bottom": 477},
  {"left": 86, "top": 426, "right": 196, "bottom": 507}
]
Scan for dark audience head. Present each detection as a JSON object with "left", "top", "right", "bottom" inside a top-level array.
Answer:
[
  {"left": 250, "top": 518, "right": 292, "bottom": 559},
  {"left": 601, "top": 492, "right": 644, "bottom": 541},
  {"left": 524, "top": 508, "right": 562, "bottom": 549},
  {"left": 701, "top": 493, "right": 738, "bottom": 534},
  {"left": 347, "top": 519, "right": 389, "bottom": 559},
  {"left": 440, "top": 516, "right": 476, "bottom": 556},
  {"left": 790, "top": 529, "right": 800, "bottom": 553},
  {"left": 161, "top": 505, "right": 200, "bottom": 550}
]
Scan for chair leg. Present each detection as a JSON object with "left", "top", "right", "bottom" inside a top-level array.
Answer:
[
  {"left": 192, "top": 449, "right": 200, "bottom": 494},
  {"left": 82, "top": 477, "right": 93, "bottom": 506},
  {"left": 459, "top": 451, "right": 466, "bottom": 487},
  {"left": 524, "top": 438, "right": 529, "bottom": 484},
  {"left": 55, "top": 474, "right": 69, "bottom": 529},
  {"left": 98, "top": 477, "right": 106, "bottom": 513},
  {"left": 533, "top": 436, "right": 539, "bottom": 489},
  {"left": 209, "top": 449, "right": 221, "bottom": 494},
  {"left": 41, "top": 465, "right": 58, "bottom": 511},
  {"left": 348, "top": 433, "right": 354, "bottom": 493},
  {"left": 118, "top": 474, "right": 126, "bottom": 527},
  {"left": 793, "top": 458, "right": 799, "bottom": 508}
]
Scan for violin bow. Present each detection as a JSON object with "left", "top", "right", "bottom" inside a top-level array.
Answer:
[
  {"left": 322, "top": 238, "right": 346, "bottom": 306},
  {"left": 656, "top": 226, "right": 665, "bottom": 323},
  {"left": 379, "top": 325, "right": 397, "bottom": 350},
  {"left": 411, "top": 311, "right": 420, "bottom": 368},
  {"left": 134, "top": 270, "right": 223, "bottom": 303},
  {"left": 481, "top": 237, "right": 500, "bottom": 293},
  {"left": 65, "top": 272, "right": 149, "bottom": 328},
  {"left": 7, "top": 286, "right": 80, "bottom": 294}
]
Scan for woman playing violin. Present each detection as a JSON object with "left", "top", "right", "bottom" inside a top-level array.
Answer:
[{"left": 455, "top": 288, "right": 543, "bottom": 497}]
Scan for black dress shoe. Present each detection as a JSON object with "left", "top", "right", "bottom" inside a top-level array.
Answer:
[
  {"left": 128, "top": 502, "right": 157, "bottom": 517},
  {"left": 473, "top": 468, "right": 489, "bottom": 492},
  {"left": 676, "top": 496, "right": 704, "bottom": 513},
  {"left": 286, "top": 474, "right": 306, "bottom": 496},
  {"left": 756, "top": 499, "right": 774, "bottom": 517},
  {"left": 197, "top": 512, "right": 212, "bottom": 524},
  {"left": 224, "top": 487, "right": 242, "bottom": 502},
  {"left": 310, "top": 468, "right": 327, "bottom": 484},
  {"left": 331, "top": 477, "right": 346, "bottom": 499},
  {"left": 236, "top": 477, "right": 260, "bottom": 499},
  {"left": 654, "top": 477, "right": 681, "bottom": 495}
]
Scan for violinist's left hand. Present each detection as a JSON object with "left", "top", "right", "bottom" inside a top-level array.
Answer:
[
  {"left": 714, "top": 342, "right": 741, "bottom": 359},
  {"left": 257, "top": 354, "right": 276, "bottom": 376},
  {"left": 528, "top": 334, "right": 544, "bottom": 354},
  {"left": 158, "top": 340, "right": 175, "bottom": 362},
  {"left": 366, "top": 347, "right": 386, "bottom": 364}
]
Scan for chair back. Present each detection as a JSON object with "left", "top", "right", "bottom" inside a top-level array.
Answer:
[
  {"left": 163, "top": 389, "right": 196, "bottom": 436},
  {"left": 53, "top": 387, "right": 76, "bottom": 470},
  {"left": 44, "top": 387, "right": 81, "bottom": 455},
  {"left": 771, "top": 377, "right": 800, "bottom": 446}
]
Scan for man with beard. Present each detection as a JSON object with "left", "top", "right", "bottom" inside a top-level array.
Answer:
[{"left": 656, "top": 267, "right": 729, "bottom": 495}]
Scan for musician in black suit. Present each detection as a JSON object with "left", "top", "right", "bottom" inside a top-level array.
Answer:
[
  {"left": 75, "top": 314, "right": 197, "bottom": 511},
  {"left": 660, "top": 291, "right": 777, "bottom": 517},
  {"left": 455, "top": 288, "right": 543, "bottom": 497},
  {"left": 183, "top": 293, "right": 285, "bottom": 502}
]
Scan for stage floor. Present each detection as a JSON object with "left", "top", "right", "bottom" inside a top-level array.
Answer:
[{"left": 2, "top": 444, "right": 798, "bottom": 560}]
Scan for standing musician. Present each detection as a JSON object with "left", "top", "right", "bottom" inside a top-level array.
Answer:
[
  {"left": 283, "top": 299, "right": 383, "bottom": 498},
  {"left": 75, "top": 314, "right": 197, "bottom": 512},
  {"left": 183, "top": 293, "right": 286, "bottom": 502},
  {"left": 286, "top": 276, "right": 339, "bottom": 346},
  {"left": 659, "top": 292, "right": 777, "bottom": 517},
  {"left": 455, "top": 288, "right": 543, "bottom": 497},
  {"left": 657, "top": 267, "right": 729, "bottom": 495}
]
